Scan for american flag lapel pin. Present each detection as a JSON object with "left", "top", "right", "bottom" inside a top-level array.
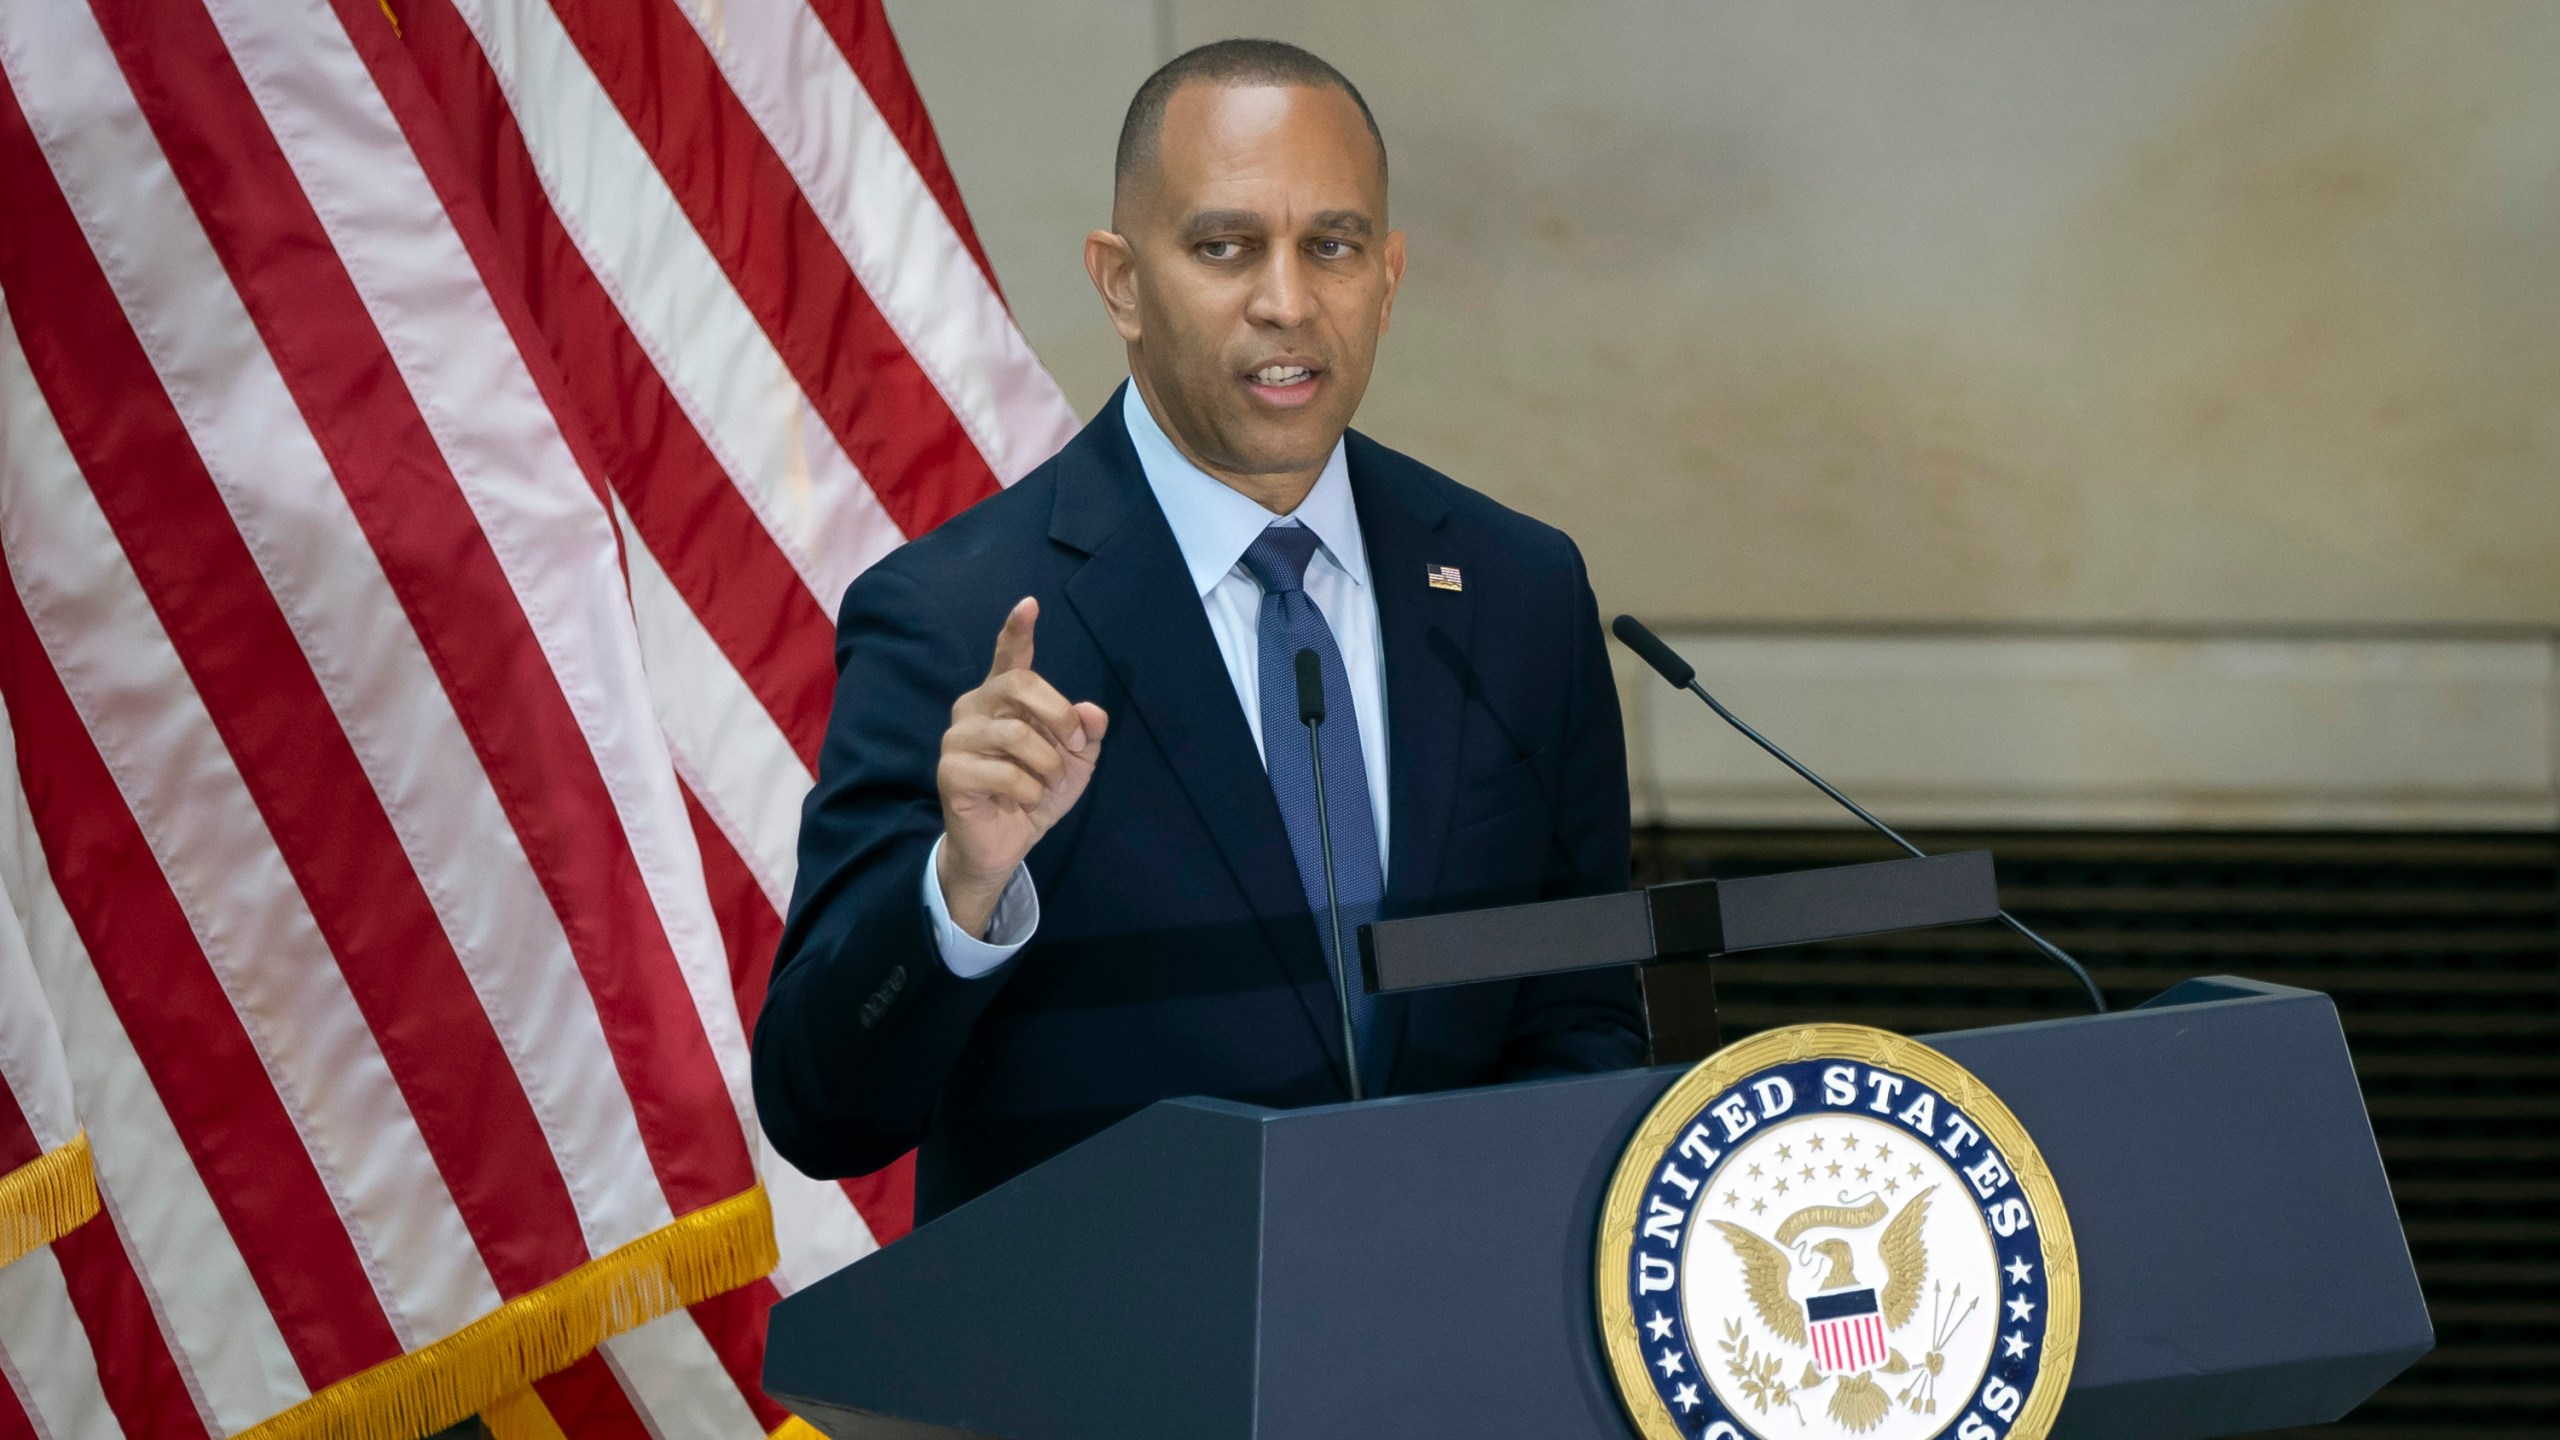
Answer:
[{"left": 1427, "top": 563, "right": 1464, "bottom": 593}]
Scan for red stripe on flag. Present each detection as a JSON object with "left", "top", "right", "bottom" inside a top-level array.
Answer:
[
  {"left": 7, "top": 14, "right": 594, "bottom": 1304},
  {"left": 840, "top": 1154, "right": 916, "bottom": 1247},
  {"left": 802, "top": 0, "right": 1002, "bottom": 297},
  {"left": 0, "top": 356, "right": 398, "bottom": 1418},
  {"left": 548, "top": 0, "right": 1004, "bottom": 538},
  {"left": 532, "top": 1353, "right": 656, "bottom": 1440},
  {"left": 381, "top": 0, "right": 840, "bottom": 765},
  {"left": 0, "top": 1359, "right": 36, "bottom": 1440},
  {"left": 0, "top": 1067, "right": 37, "bottom": 1174},
  {"left": 0, "top": 553, "right": 399, "bottom": 1385},
  {"left": 679, "top": 781, "right": 785, "bottom": 1018},
  {"left": 684, "top": 1279, "right": 793, "bottom": 1432},
  {"left": 82, "top": 0, "right": 753, "bottom": 1215},
  {"left": 678, "top": 778, "right": 915, "bottom": 1242},
  {"left": 50, "top": 1208, "right": 212, "bottom": 1440}
]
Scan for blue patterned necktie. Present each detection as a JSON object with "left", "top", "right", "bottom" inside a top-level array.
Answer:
[{"left": 1241, "top": 523, "right": 1385, "bottom": 1092}]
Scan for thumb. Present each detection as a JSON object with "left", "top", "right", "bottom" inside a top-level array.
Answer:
[
  {"left": 1070, "top": 700, "right": 1109, "bottom": 751},
  {"left": 987, "top": 596, "right": 1037, "bottom": 678}
]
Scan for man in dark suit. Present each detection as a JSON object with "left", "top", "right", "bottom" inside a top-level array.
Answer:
[{"left": 755, "top": 39, "right": 1644, "bottom": 1223}]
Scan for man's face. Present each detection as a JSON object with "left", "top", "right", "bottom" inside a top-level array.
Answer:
[{"left": 1092, "top": 83, "right": 1405, "bottom": 492}]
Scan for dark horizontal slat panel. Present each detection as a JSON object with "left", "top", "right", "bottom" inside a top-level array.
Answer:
[
  {"left": 2395, "top": 1346, "right": 2560, "bottom": 1367},
  {"left": 2361, "top": 1054, "right": 2560, "bottom": 1077},
  {"left": 1812, "top": 927, "right": 2557, "bottom": 956},
  {"left": 2394, "top": 1180, "right": 2560, "bottom": 1202},
  {"left": 2273, "top": 1424, "right": 2549, "bottom": 1434},
  {"left": 1713, "top": 957, "right": 2557, "bottom": 994},
  {"left": 2321, "top": 1012, "right": 2557, "bottom": 1036},
  {"left": 1713, "top": 1002, "right": 2056, "bottom": 1032},
  {"left": 2002, "top": 887, "right": 2557, "bottom": 916},
  {"left": 2422, "top": 1263, "right": 2560, "bottom": 1285},
  {"left": 2346, "top": 1384, "right": 2560, "bottom": 1408},
  {"left": 2381, "top": 1137, "right": 2560, "bottom": 1160},
  {"left": 2376, "top": 1221, "right": 2546, "bottom": 1246},
  {"left": 1659, "top": 831, "right": 2558, "bottom": 868},
  {"left": 2423, "top": 1303, "right": 2560, "bottom": 1325},
  {"left": 2369, "top": 1096, "right": 2560, "bottom": 1119}
]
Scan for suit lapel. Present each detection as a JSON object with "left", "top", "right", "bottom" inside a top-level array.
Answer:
[
  {"left": 1053, "top": 393, "right": 1350, "bottom": 1070},
  {"left": 1348, "top": 433, "right": 1471, "bottom": 915}
]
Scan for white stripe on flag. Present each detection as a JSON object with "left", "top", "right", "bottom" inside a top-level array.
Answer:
[
  {"left": 615, "top": 497, "right": 888, "bottom": 1297},
  {"left": 0, "top": 883, "right": 74, "bottom": 1155},
  {"left": 0, "top": 696, "right": 297, "bottom": 1434},
  {"left": 0, "top": 1245, "right": 129, "bottom": 1440},
  {"left": 453, "top": 0, "right": 906, "bottom": 612},
  {"left": 0, "top": 311, "right": 496, "bottom": 1347},
  {"left": 680, "top": 0, "right": 1079, "bottom": 482},
  {"left": 760, "top": 1135, "right": 880, "bottom": 1297},
  {"left": 621, "top": 504, "right": 812, "bottom": 908},
  {"left": 0, "top": 7, "right": 671, "bottom": 1265},
  {"left": 204, "top": 0, "right": 758, "bottom": 1154},
  {"left": 599, "top": 1310, "right": 770, "bottom": 1440}
]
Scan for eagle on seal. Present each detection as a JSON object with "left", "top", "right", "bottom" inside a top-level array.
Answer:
[{"left": 1709, "top": 1186, "right": 1935, "bottom": 1432}]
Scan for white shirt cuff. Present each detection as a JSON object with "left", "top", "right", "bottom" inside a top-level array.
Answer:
[{"left": 922, "top": 834, "right": 1038, "bottom": 978}]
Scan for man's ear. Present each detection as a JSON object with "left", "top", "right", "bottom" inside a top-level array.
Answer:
[
  {"left": 1084, "top": 230, "right": 1144, "bottom": 344},
  {"left": 1377, "top": 228, "right": 1408, "bottom": 336}
]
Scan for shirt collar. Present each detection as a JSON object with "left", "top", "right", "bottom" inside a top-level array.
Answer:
[{"left": 1120, "top": 382, "right": 1368, "bottom": 599}]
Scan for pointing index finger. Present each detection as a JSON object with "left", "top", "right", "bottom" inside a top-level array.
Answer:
[{"left": 987, "top": 596, "right": 1037, "bottom": 679}]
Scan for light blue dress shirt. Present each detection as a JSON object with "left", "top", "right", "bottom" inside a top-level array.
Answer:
[{"left": 923, "top": 384, "right": 1393, "bottom": 977}]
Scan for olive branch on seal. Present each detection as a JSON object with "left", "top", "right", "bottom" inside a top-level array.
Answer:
[{"left": 1718, "top": 1320, "right": 1805, "bottom": 1419}]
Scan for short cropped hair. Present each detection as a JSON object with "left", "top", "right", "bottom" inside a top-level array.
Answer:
[{"left": 1114, "top": 39, "right": 1387, "bottom": 196}]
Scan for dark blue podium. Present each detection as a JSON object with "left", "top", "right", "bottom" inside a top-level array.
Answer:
[{"left": 765, "top": 977, "right": 2429, "bottom": 1440}]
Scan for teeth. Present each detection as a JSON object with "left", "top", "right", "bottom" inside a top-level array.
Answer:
[{"left": 1254, "top": 366, "right": 1312, "bottom": 384}]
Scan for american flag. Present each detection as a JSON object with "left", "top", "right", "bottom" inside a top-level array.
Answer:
[
  {"left": 1806, "top": 1287, "right": 1890, "bottom": 1375},
  {"left": 0, "top": 0, "right": 1076, "bottom": 1436}
]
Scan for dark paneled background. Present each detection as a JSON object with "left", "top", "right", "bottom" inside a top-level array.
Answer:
[{"left": 1634, "top": 827, "right": 2559, "bottom": 1439}]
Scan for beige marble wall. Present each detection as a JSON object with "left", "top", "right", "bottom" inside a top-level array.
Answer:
[
  {"left": 883, "top": 0, "right": 2559, "bottom": 824},
  {"left": 887, "top": 0, "right": 2556, "bottom": 628}
]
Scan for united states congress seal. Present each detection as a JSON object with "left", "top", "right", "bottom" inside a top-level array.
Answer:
[{"left": 1597, "top": 1026, "right": 2078, "bottom": 1440}]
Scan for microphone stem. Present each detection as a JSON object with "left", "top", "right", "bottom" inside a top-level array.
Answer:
[
  {"left": 1305, "top": 719, "right": 1365, "bottom": 1100},
  {"left": 1683, "top": 680, "right": 2108, "bottom": 1014},
  {"left": 1685, "top": 681, "right": 1921, "bottom": 859}
]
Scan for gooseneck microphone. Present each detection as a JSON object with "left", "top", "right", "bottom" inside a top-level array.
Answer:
[
  {"left": 1296, "top": 646, "right": 1366, "bottom": 1100},
  {"left": 1610, "top": 615, "right": 2107, "bottom": 1013}
]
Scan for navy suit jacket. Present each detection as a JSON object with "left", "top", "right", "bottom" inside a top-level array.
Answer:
[{"left": 754, "top": 392, "right": 1645, "bottom": 1222}]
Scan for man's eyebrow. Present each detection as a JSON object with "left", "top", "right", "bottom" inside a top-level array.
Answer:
[
  {"left": 1180, "top": 209, "right": 1264, "bottom": 240},
  {"left": 1177, "top": 209, "right": 1376, "bottom": 241}
]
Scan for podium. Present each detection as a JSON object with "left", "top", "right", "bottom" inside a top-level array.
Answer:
[{"left": 766, "top": 976, "right": 2429, "bottom": 1440}]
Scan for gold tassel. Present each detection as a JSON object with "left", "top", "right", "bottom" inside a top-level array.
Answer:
[
  {"left": 238, "top": 1184, "right": 778, "bottom": 1440},
  {"left": 483, "top": 1388, "right": 570, "bottom": 1440},
  {"left": 0, "top": 1128, "right": 100, "bottom": 1268}
]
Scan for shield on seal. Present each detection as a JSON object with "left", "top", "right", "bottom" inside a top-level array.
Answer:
[{"left": 1805, "top": 1287, "right": 1888, "bottom": 1375}]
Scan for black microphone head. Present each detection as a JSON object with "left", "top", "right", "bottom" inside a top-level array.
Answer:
[
  {"left": 1294, "top": 646, "right": 1326, "bottom": 725},
  {"left": 1611, "top": 614, "right": 1695, "bottom": 689}
]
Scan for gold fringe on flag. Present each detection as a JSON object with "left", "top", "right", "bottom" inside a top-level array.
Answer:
[
  {"left": 482, "top": 1387, "right": 571, "bottom": 1440},
  {"left": 0, "top": 1128, "right": 100, "bottom": 1268},
  {"left": 241, "top": 1183, "right": 778, "bottom": 1440}
]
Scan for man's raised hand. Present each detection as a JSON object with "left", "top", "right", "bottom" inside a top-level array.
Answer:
[{"left": 935, "top": 597, "right": 1109, "bottom": 938}]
